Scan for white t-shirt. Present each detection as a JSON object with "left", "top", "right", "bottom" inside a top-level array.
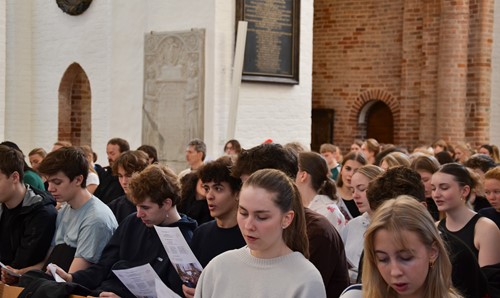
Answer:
[{"left": 86, "top": 171, "right": 99, "bottom": 186}]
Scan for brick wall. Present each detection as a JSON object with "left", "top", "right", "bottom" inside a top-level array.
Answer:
[
  {"left": 58, "top": 63, "right": 91, "bottom": 147},
  {"left": 313, "top": 0, "right": 495, "bottom": 152}
]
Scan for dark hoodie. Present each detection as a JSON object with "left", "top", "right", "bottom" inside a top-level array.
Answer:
[
  {"left": 72, "top": 213, "right": 197, "bottom": 297},
  {"left": 0, "top": 185, "right": 57, "bottom": 269}
]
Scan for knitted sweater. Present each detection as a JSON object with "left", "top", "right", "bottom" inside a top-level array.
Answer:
[{"left": 195, "top": 246, "right": 326, "bottom": 298}]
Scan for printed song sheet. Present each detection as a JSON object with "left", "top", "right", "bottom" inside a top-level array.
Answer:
[
  {"left": 112, "top": 263, "right": 180, "bottom": 298},
  {"left": 154, "top": 226, "right": 203, "bottom": 287}
]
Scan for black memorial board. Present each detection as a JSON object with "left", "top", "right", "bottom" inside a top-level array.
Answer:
[{"left": 236, "top": 0, "right": 300, "bottom": 84}]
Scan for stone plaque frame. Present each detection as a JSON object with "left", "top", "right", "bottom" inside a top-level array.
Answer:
[
  {"left": 143, "top": 30, "right": 205, "bottom": 173},
  {"left": 236, "top": 0, "right": 300, "bottom": 84}
]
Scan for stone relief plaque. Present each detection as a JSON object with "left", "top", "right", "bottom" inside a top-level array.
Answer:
[
  {"left": 143, "top": 30, "right": 205, "bottom": 172},
  {"left": 237, "top": 0, "right": 300, "bottom": 84}
]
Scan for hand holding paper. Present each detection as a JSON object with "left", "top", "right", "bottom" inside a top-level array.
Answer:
[
  {"left": 0, "top": 262, "right": 21, "bottom": 277},
  {"left": 47, "top": 263, "right": 67, "bottom": 283}
]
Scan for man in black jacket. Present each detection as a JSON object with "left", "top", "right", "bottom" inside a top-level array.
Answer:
[{"left": 0, "top": 145, "right": 57, "bottom": 284}]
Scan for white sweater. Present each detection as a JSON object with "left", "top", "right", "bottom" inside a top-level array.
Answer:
[
  {"left": 195, "top": 246, "right": 326, "bottom": 298},
  {"left": 340, "top": 212, "right": 371, "bottom": 283}
]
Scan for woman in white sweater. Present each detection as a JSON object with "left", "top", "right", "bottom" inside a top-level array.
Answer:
[{"left": 195, "top": 169, "right": 326, "bottom": 298}]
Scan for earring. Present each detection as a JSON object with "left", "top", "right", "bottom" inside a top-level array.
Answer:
[{"left": 429, "top": 260, "right": 435, "bottom": 269}]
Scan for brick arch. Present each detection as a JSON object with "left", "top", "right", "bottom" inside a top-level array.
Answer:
[
  {"left": 58, "top": 63, "right": 92, "bottom": 146},
  {"left": 349, "top": 89, "right": 400, "bottom": 141}
]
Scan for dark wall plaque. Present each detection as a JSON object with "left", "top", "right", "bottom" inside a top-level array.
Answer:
[{"left": 237, "top": 0, "right": 300, "bottom": 84}]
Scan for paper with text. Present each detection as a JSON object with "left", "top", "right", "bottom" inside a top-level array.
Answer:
[
  {"left": 112, "top": 263, "right": 180, "bottom": 298},
  {"left": 153, "top": 226, "right": 203, "bottom": 287}
]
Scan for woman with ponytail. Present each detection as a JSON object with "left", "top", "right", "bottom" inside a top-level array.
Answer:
[
  {"left": 296, "top": 151, "right": 347, "bottom": 232},
  {"left": 195, "top": 169, "right": 326, "bottom": 298}
]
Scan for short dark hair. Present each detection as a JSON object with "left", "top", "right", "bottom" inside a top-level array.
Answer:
[
  {"left": 38, "top": 147, "right": 89, "bottom": 188},
  {"left": 112, "top": 150, "right": 150, "bottom": 176},
  {"left": 0, "top": 145, "right": 25, "bottom": 181},
  {"left": 232, "top": 143, "right": 298, "bottom": 179},
  {"left": 465, "top": 154, "right": 497, "bottom": 173},
  {"left": 137, "top": 144, "right": 159, "bottom": 163},
  {"left": 188, "top": 139, "right": 207, "bottom": 161},
  {"left": 108, "top": 138, "right": 130, "bottom": 153},
  {"left": 198, "top": 156, "right": 242, "bottom": 194},
  {"left": 366, "top": 166, "right": 425, "bottom": 211},
  {"left": 0, "top": 141, "right": 32, "bottom": 173},
  {"left": 128, "top": 164, "right": 181, "bottom": 206}
]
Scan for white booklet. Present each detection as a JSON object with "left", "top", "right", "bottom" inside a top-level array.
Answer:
[
  {"left": 153, "top": 226, "right": 203, "bottom": 288},
  {"left": 112, "top": 263, "right": 180, "bottom": 298}
]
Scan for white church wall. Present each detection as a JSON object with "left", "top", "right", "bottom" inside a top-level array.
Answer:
[
  {"left": 29, "top": 1, "right": 113, "bottom": 161},
  {"left": 5, "top": 1, "right": 33, "bottom": 150},
  {"left": 6, "top": 0, "right": 313, "bottom": 163},
  {"left": 0, "top": 0, "right": 6, "bottom": 141}
]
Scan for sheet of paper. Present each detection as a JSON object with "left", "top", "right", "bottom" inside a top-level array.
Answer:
[
  {"left": 0, "top": 261, "right": 21, "bottom": 277},
  {"left": 47, "top": 263, "right": 66, "bottom": 282},
  {"left": 155, "top": 277, "right": 181, "bottom": 298},
  {"left": 153, "top": 226, "right": 203, "bottom": 287},
  {"left": 112, "top": 263, "right": 180, "bottom": 298}
]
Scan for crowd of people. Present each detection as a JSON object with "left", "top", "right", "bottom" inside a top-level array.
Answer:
[{"left": 0, "top": 136, "right": 499, "bottom": 297}]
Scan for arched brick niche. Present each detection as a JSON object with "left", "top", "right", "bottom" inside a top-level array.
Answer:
[
  {"left": 350, "top": 89, "right": 400, "bottom": 144},
  {"left": 58, "top": 63, "right": 92, "bottom": 147}
]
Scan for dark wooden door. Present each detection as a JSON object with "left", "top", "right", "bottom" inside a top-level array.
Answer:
[
  {"left": 366, "top": 101, "right": 393, "bottom": 144},
  {"left": 311, "top": 109, "right": 334, "bottom": 152}
]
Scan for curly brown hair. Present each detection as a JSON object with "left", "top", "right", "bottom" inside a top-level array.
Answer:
[{"left": 128, "top": 164, "right": 181, "bottom": 206}]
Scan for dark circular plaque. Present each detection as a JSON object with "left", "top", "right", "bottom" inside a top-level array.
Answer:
[{"left": 56, "top": 0, "right": 93, "bottom": 16}]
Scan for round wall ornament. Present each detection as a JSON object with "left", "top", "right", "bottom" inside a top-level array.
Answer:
[{"left": 56, "top": 0, "right": 93, "bottom": 16}]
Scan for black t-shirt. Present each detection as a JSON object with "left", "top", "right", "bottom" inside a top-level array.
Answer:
[
  {"left": 94, "top": 167, "right": 124, "bottom": 204},
  {"left": 343, "top": 198, "right": 361, "bottom": 219},
  {"left": 108, "top": 195, "right": 136, "bottom": 225},
  {"left": 190, "top": 221, "right": 246, "bottom": 268},
  {"left": 0, "top": 202, "right": 23, "bottom": 264},
  {"left": 177, "top": 198, "right": 213, "bottom": 227}
]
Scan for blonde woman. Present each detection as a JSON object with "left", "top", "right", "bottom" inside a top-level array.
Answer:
[
  {"left": 340, "top": 165, "right": 384, "bottom": 283},
  {"left": 379, "top": 152, "right": 410, "bottom": 171},
  {"left": 361, "top": 138, "right": 380, "bottom": 165},
  {"left": 362, "top": 196, "right": 462, "bottom": 298}
]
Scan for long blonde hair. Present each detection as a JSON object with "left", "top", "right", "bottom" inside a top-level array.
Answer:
[{"left": 362, "top": 196, "right": 462, "bottom": 298}]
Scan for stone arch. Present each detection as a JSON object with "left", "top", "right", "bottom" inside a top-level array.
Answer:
[
  {"left": 350, "top": 89, "right": 400, "bottom": 143},
  {"left": 58, "top": 63, "right": 92, "bottom": 146}
]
